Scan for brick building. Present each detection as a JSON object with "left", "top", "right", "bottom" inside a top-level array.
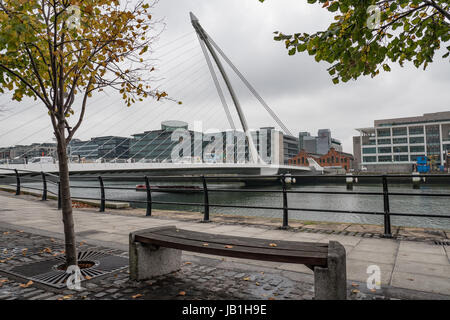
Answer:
[{"left": 288, "top": 148, "right": 354, "bottom": 172}]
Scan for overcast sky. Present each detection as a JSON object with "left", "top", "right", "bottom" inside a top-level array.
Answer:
[{"left": 0, "top": 0, "right": 449, "bottom": 154}]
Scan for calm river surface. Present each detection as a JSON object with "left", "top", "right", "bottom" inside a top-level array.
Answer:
[{"left": 20, "top": 179, "right": 450, "bottom": 230}]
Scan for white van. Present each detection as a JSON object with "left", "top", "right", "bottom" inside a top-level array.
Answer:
[{"left": 29, "top": 157, "right": 54, "bottom": 164}]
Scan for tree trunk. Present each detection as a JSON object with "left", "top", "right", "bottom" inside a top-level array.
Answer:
[{"left": 56, "top": 134, "right": 78, "bottom": 267}]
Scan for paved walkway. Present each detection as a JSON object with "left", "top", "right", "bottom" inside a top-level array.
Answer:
[{"left": 0, "top": 191, "right": 449, "bottom": 298}]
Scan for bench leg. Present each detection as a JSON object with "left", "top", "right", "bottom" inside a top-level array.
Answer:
[
  {"left": 313, "top": 241, "right": 347, "bottom": 300},
  {"left": 129, "top": 240, "right": 181, "bottom": 281}
]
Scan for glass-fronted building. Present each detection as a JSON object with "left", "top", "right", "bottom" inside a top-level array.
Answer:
[
  {"left": 129, "top": 120, "right": 196, "bottom": 162},
  {"left": 355, "top": 111, "right": 450, "bottom": 169}
]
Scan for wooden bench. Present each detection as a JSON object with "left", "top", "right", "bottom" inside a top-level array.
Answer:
[{"left": 129, "top": 226, "right": 347, "bottom": 299}]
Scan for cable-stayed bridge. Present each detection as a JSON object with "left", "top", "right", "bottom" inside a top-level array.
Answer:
[{"left": 0, "top": 13, "right": 318, "bottom": 178}]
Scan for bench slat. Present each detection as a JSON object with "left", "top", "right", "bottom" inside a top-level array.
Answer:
[
  {"left": 139, "top": 228, "right": 328, "bottom": 254},
  {"left": 134, "top": 233, "right": 328, "bottom": 266}
]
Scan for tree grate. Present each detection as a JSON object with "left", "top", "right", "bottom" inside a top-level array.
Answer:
[{"left": 3, "top": 250, "right": 128, "bottom": 288}]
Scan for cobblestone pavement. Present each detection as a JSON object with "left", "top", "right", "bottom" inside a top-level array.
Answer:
[{"left": 0, "top": 226, "right": 392, "bottom": 300}]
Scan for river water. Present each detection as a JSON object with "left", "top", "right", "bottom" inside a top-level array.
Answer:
[{"left": 18, "top": 179, "right": 449, "bottom": 230}]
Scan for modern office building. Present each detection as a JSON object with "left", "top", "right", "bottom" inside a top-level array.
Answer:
[
  {"left": 129, "top": 120, "right": 196, "bottom": 162},
  {"left": 69, "top": 139, "right": 100, "bottom": 159},
  {"left": 354, "top": 111, "right": 450, "bottom": 172},
  {"left": 95, "top": 136, "right": 131, "bottom": 160},
  {"left": 69, "top": 136, "right": 130, "bottom": 160},
  {"left": 298, "top": 129, "right": 342, "bottom": 155},
  {"left": 283, "top": 134, "right": 299, "bottom": 165}
]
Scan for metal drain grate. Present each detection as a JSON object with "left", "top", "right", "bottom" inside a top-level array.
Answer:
[
  {"left": 433, "top": 240, "right": 450, "bottom": 246},
  {"left": 5, "top": 250, "right": 128, "bottom": 288}
]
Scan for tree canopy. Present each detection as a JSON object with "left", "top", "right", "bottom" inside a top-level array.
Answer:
[
  {"left": 0, "top": 0, "right": 166, "bottom": 144},
  {"left": 259, "top": 0, "right": 450, "bottom": 83}
]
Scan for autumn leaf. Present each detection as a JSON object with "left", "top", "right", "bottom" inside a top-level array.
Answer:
[
  {"left": 19, "top": 280, "right": 33, "bottom": 288},
  {"left": 224, "top": 245, "right": 233, "bottom": 249},
  {"left": 42, "top": 248, "right": 52, "bottom": 253},
  {"left": 184, "top": 262, "right": 192, "bottom": 265},
  {"left": 85, "top": 275, "right": 92, "bottom": 280},
  {"left": 269, "top": 243, "right": 277, "bottom": 247},
  {"left": 243, "top": 277, "right": 250, "bottom": 281},
  {"left": 132, "top": 294, "right": 143, "bottom": 299},
  {"left": 203, "top": 243, "right": 209, "bottom": 246},
  {"left": 178, "top": 291, "right": 186, "bottom": 296},
  {"left": 22, "top": 249, "right": 28, "bottom": 255}
]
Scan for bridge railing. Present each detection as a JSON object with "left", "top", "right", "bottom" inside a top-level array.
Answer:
[{"left": 1, "top": 168, "right": 450, "bottom": 237}]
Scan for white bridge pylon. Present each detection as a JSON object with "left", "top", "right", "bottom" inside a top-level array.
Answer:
[{"left": 190, "top": 12, "right": 293, "bottom": 165}]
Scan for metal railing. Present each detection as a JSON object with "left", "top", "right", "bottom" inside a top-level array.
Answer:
[{"left": 1, "top": 168, "right": 449, "bottom": 237}]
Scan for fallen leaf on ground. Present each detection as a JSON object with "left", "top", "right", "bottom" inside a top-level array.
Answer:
[
  {"left": 84, "top": 275, "right": 92, "bottom": 280},
  {"left": 184, "top": 262, "right": 192, "bottom": 265},
  {"left": 269, "top": 243, "right": 277, "bottom": 247},
  {"left": 178, "top": 291, "right": 186, "bottom": 296},
  {"left": 19, "top": 280, "right": 33, "bottom": 288},
  {"left": 243, "top": 277, "right": 250, "bottom": 281},
  {"left": 22, "top": 249, "right": 28, "bottom": 255},
  {"left": 132, "top": 294, "right": 143, "bottom": 299},
  {"left": 202, "top": 243, "right": 209, "bottom": 246},
  {"left": 42, "top": 248, "right": 52, "bottom": 253},
  {"left": 224, "top": 245, "right": 233, "bottom": 249},
  {"left": 62, "top": 295, "right": 72, "bottom": 300}
]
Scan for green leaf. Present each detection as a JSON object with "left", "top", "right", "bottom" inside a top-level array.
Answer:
[{"left": 328, "top": 2, "right": 339, "bottom": 12}]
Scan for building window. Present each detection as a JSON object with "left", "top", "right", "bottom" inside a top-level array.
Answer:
[
  {"left": 393, "top": 137, "right": 407, "bottom": 144},
  {"left": 377, "top": 128, "right": 391, "bottom": 137},
  {"left": 409, "top": 126, "right": 424, "bottom": 135},
  {"left": 410, "top": 145, "right": 425, "bottom": 153},
  {"left": 377, "top": 138, "right": 391, "bottom": 145},
  {"left": 378, "top": 155, "right": 392, "bottom": 162},
  {"left": 392, "top": 127, "right": 407, "bottom": 136},
  {"left": 393, "top": 146, "right": 408, "bottom": 153},
  {"left": 394, "top": 155, "right": 409, "bottom": 162},
  {"left": 363, "top": 156, "right": 376, "bottom": 162},
  {"left": 409, "top": 136, "right": 424, "bottom": 144},
  {"left": 362, "top": 147, "right": 376, "bottom": 154},
  {"left": 378, "top": 147, "right": 392, "bottom": 154}
]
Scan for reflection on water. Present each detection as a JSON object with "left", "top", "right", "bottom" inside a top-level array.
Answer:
[{"left": 19, "top": 179, "right": 450, "bottom": 230}]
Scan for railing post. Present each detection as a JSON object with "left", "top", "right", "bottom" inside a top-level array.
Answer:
[
  {"left": 382, "top": 175, "right": 392, "bottom": 238},
  {"left": 57, "top": 181, "right": 62, "bottom": 210},
  {"left": 281, "top": 174, "right": 289, "bottom": 229},
  {"left": 98, "top": 176, "right": 105, "bottom": 212},
  {"left": 202, "top": 175, "right": 210, "bottom": 222},
  {"left": 145, "top": 176, "right": 152, "bottom": 216},
  {"left": 14, "top": 169, "right": 20, "bottom": 195},
  {"left": 41, "top": 172, "right": 47, "bottom": 201}
]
